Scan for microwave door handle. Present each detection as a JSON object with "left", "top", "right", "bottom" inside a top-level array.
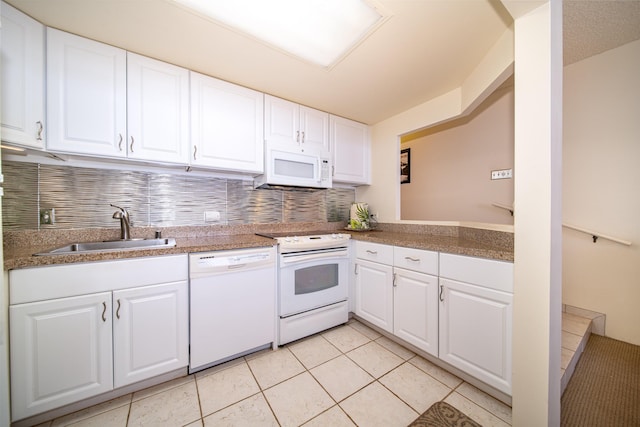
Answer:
[{"left": 317, "top": 157, "right": 322, "bottom": 184}]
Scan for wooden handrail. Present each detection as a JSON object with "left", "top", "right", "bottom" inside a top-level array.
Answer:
[
  {"left": 492, "top": 202, "right": 514, "bottom": 216},
  {"left": 562, "top": 223, "right": 632, "bottom": 246}
]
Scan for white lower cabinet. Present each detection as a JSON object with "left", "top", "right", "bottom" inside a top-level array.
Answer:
[
  {"left": 352, "top": 242, "right": 514, "bottom": 395},
  {"left": 354, "top": 258, "right": 393, "bottom": 333},
  {"left": 393, "top": 267, "right": 439, "bottom": 357},
  {"left": 439, "top": 253, "right": 514, "bottom": 395},
  {"left": 354, "top": 242, "right": 439, "bottom": 355},
  {"left": 354, "top": 241, "right": 394, "bottom": 333},
  {"left": 10, "top": 293, "right": 114, "bottom": 419},
  {"left": 8, "top": 255, "right": 189, "bottom": 421},
  {"left": 112, "top": 282, "right": 188, "bottom": 388}
]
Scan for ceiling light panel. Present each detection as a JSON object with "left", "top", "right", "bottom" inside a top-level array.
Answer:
[{"left": 172, "top": 0, "right": 385, "bottom": 67}]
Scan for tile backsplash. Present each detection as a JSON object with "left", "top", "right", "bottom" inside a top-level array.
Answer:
[{"left": 1, "top": 161, "right": 355, "bottom": 230}]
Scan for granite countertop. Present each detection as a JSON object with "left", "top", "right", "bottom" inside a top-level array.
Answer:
[
  {"left": 3, "top": 223, "right": 514, "bottom": 270},
  {"left": 3, "top": 234, "right": 277, "bottom": 270},
  {"left": 348, "top": 230, "right": 514, "bottom": 262}
]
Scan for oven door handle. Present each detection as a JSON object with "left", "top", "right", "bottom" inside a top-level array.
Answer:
[{"left": 281, "top": 250, "right": 348, "bottom": 265}]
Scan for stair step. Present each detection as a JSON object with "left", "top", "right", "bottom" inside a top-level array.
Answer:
[{"left": 561, "top": 312, "right": 592, "bottom": 394}]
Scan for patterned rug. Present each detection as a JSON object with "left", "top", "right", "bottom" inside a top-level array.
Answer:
[{"left": 408, "top": 401, "right": 482, "bottom": 427}]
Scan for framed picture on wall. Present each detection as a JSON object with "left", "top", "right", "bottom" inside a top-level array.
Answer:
[{"left": 400, "top": 148, "right": 410, "bottom": 184}]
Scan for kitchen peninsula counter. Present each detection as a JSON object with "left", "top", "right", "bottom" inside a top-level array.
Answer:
[{"left": 347, "top": 230, "right": 513, "bottom": 262}]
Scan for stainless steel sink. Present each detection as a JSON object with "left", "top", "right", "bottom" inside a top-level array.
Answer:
[{"left": 35, "top": 238, "right": 177, "bottom": 256}]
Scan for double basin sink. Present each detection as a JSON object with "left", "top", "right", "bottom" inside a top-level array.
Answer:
[{"left": 35, "top": 238, "right": 177, "bottom": 256}]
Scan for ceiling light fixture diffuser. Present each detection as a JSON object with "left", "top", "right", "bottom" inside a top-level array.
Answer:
[{"left": 172, "top": 0, "right": 385, "bottom": 67}]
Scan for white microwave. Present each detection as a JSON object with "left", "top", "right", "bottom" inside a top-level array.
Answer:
[{"left": 255, "top": 148, "right": 332, "bottom": 189}]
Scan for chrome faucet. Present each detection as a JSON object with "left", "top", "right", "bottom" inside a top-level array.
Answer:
[{"left": 110, "top": 204, "right": 131, "bottom": 240}]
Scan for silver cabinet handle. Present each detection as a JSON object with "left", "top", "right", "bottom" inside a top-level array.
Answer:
[
  {"left": 116, "top": 299, "right": 121, "bottom": 319},
  {"left": 296, "top": 130, "right": 300, "bottom": 143},
  {"left": 101, "top": 302, "right": 107, "bottom": 322},
  {"left": 366, "top": 250, "right": 377, "bottom": 255},
  {"left": 36, "top": 121, "right": 43, "bottom": 140},
  {"left": 393, "top": 273, "right": 397, "bottom": 287},
  {"left": 439, "top": 285, "right": 444, "bottom": 302},
  {"left": 301, "top": 131, "right": 305, "bottom": 143},
  {"left": 130, "top": 136, "right": 135, "bottom": 153},
  {"left": 118, "top": 134, "right": 123, "bottom": 151},
  {"left": 193, "top": 145, "right": 197, "bottom": 161},
  {"left": 354, "top": 264, "right": 359, "bottom": 275},
  {"left": 405, "top": 256, "right": 420, "bottom": 262}
]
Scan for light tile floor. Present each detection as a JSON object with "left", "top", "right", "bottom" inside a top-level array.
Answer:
[{"left": 36, "top": 320, "right": 513, "bottom": 427}]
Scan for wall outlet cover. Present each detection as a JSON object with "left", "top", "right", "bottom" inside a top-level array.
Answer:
[
  {"left": 40, "top": 208, "right": 55, "bottom": 225},
  {"left": 204, "top": 211, "right": 221, "bottom": 222}
]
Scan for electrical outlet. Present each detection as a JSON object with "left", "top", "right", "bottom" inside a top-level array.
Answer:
[
  {"left": 491, "top": 169, "right": 513, "bottom": 180},
  {"left": 204, "top": 211, "right": 221, "bottom": 222},
  {"left": 40, "top": 208, "right": 55, "bottom": 225}
]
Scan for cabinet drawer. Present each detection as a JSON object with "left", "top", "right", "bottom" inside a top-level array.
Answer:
[
  {"left": 10, "top": 254, "right": 188, "bottom": 304},
  {"left": 355, "top": 241, "right": 393, "bottom": 265},
  {"left": 439, "top": 253, "right": 513, "bottom": 293},
  {"left": 394, "top": 247, "right": 438, "bottom": 275}
]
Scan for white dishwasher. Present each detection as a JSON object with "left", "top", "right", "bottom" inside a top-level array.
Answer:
[{"left": 189, "top": 247, "right": 276, "bottom": 373}]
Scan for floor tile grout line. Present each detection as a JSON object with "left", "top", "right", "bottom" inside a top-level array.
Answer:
[
  {"left": 192, "top": 368, "right": 206, "bottom": 425},
  {"left": 445, "top": 390, "right": 512, "bottom": 426},
  {"left": 451, "top": 384, "right": 513, "bottom": 426},
  {"left": 124, "top": 393, "right": 133, "bottom": 427},
  {"left": 48, "top": 320, "right": 511, "bottom": 427}
]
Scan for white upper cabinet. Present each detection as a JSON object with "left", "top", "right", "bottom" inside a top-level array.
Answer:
[
  {"left": 0, "top": 2, "right": 45, "bottom": 149},
  {"left": 264, "top": 94, "right": 329, "bottom": 154},
  {"left": 47, "top": 29, "right": 189, "bottom": 164},
  {"left": 330, "top": 115, "right": 371, "bottom": 185},
  {"left": 126, "top": 53, "right": 189, "bottom": 164},
  {"left": 46, "top": 28, "right": 127, "bottom": 157},
  {"left": 190, "top": 72, "right": 264, "bottom": 173}
]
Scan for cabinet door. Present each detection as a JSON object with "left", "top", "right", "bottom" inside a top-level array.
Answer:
[
  {"left": 393, "top": 268, "right": 439, "bottom": 356},
  {"left": 9, "top": 293, "right": 113, "bottom": 421},
  {"left": 0, "top": 2, "right": 45, "bottom": 149},
  {"left": 354, "top": 258, "right": 393, "bottom": 333},
  {"left": 126, "top": 52, "right": 189, "bottom": 164},
  {"left": 46, "top": 28, "right": 126, "bottom": 157},
  {"left": 330, "top": 115, "right": 370, "bottom": 184},
  {"left": 299, "top": 105, "right": 329, "bottom": 153},
  {"left": 439, "top": 278, "right": 512, "bottom": 394},
  {"left": 190, "top": 72, "right": 264, "bottom": 172},
  {"left": 112, "top": 281, "right": 188, "bottom": 388},
  {"left": 264, "top": 95, "right": 299, "bottom": 147}
]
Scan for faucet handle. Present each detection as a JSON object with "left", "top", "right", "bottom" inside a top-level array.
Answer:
[{"left": 110, "top": 204, "right": 129, "bottom": 217}]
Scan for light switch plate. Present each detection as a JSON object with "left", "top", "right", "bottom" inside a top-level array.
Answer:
[{"left": 491, "top": 169, "right": 513, "bottom": 180}]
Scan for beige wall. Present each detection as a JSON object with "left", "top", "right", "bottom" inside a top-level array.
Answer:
[
  {"left": 400, "top": 84, "right": 514, "bottom": 224},
  {"left": 357, "top": 27, "right": 514, "bottom": 225},
  {"left": 563, "top": 39, "right": 640, "bottom": 345}
]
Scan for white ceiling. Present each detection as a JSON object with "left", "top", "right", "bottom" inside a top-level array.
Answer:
[{"left": 5, "top": 0, "right": 640, "bottom": 125}]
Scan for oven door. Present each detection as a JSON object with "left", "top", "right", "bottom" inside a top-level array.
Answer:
[{"left": 279, "top": 247, "right": 349, "bottom": 317}]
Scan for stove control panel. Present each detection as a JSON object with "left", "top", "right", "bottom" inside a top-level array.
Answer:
[{"left": 276, "top": 233, "right": 351, "bottom": 252}]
